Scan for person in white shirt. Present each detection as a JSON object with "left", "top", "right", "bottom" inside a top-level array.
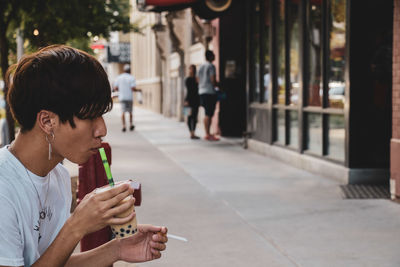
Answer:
[
  {"left": 197, "top": 50, "right": 219, "bottom": 141},
  {"left": 0, "top": 45, "right": 167, "bottom": 267},
  {"left": 113, "top": 64, "right": 141, "bottom": 132}
]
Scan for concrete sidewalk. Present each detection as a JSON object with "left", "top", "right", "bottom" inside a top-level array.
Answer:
[{"left": 68, "top": 104, "right": 400, "bottom": 267}]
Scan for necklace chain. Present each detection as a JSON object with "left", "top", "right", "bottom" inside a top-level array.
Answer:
[
  {"left": 24, "top": 168, "right": 50, "bottom": 219},
  {"left": 8, "top": 145, "right": 51, "bottom": 242}
]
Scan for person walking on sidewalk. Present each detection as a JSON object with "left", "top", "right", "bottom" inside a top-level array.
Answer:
[
  {"left": 198, "top": 50, "right": 219, "bottom": 141},
  {"left": 113, "top": 64, "right": 141, "bottom": 132},
  {"left": 184, "top": 64, "right": 200, "bottom": 139},
  {"left": 0, "top": 45, "right": 167, "bottom": 267}
]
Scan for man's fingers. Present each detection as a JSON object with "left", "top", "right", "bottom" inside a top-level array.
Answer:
[
  {"left": 105, "top": 197, "right": 135, "bottom": 217},
  {"left": 139, "top": 224, "right": 163, "bottom": 233},
  {"left": 150, "top": 248, "right": 161, "bottom": 259},
  {"left": 150, "top": 241, "right": 166, "bottom": 251},
  {"left": 104, "top": 191, "right": 135, "bottom": 210},
  {"left": 153, "top": 233, "right": 168, "bottom": 243},
  {"left": 160, "top": 226, "right": 168, "bottom": 235},
  {"left": 95, "top": 183, "right": 133, "bottom": 201},
  {"left": 107, "top": 211, "right": 136, "bottom": 225}
]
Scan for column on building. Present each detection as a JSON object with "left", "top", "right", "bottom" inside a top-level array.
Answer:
[
  {"left": 391, "top": 0, "right": 400, "bottom": 199},
  {"left": 153, "top": 9, "right": 205, "bottom": 121},
  {"left": 131, "top": 0, "right": 162, "bottom": 113}
]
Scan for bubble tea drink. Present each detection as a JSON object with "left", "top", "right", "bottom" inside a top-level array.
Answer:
[
  {"left": 98, "top": 148, "right": 138, "bottom": 238},
  {"left": 96, "top": 183, "right": 138, "bottom": 238}
]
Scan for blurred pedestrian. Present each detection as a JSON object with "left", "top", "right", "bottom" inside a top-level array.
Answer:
[
  {"left": 184, "top": 64, "right": 200, "bottom": 139},
  {"left": 0, "top": 45, "right": 167, "bottom": 266},
  {"left": 0, "top": 117, "right": 9, "bottom": 147},
  {"left": 113, "top": 64, "right": 141, "bottom": 132},
  {"left": 198, "top": 50, "right": 219, "bottom": 141}
]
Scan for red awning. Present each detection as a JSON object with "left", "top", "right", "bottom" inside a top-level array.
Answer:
[
  {"left": 137, "top": 0, "right": 198, "bottom": 12},
  {"left": 138, "top": 0, "right": 233, "bottom": 19},
  {"left": 144, "top": 0, "right": 197, "bottom": 6}
]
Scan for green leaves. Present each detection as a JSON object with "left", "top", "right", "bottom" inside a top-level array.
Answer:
[
  {"left": 1, "top": 0, "right": 135, "bottom": 55},
  {"left": 19, "top": 0, "right": 133, "bottom": 49}
]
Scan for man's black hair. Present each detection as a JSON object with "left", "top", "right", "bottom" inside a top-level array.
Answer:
[
  {"left": 6, "top": 45, "right": 113, "bottom": 132},
  {"left": 205, "top": 50, "right": 215, "bottom": 62}
]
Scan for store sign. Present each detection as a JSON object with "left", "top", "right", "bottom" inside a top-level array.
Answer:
[{"left": 107, "top": 42, "right": 130, "bottom": 63}]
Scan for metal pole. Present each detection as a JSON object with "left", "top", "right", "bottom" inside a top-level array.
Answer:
[{"left": 17, "top": 28, "right": 24, "bottom": 61}]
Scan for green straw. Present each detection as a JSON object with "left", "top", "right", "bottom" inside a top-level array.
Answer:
[{"left": 99, "top": 147, "right": 115, "bottom": 187}]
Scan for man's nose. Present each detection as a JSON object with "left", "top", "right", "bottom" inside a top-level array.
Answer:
[{"left": 94, "top": 116, "right": 107, "bottom": 138}]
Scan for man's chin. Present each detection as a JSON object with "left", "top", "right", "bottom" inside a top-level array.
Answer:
[{"left": 69, "top": 155, "right": 92, "bottom": 165}]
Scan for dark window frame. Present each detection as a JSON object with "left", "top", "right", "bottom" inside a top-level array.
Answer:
[{"left": 247, "top": 0, "right": 347, "bottom": 164}]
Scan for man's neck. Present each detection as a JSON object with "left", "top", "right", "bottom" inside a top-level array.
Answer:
[{"left": 9, "top": 130, "right": 61, "bottom": 177}]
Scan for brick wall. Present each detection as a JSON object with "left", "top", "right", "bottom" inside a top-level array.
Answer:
[{"left": 390, "top": 0, "right": 400, "bottom": 198}]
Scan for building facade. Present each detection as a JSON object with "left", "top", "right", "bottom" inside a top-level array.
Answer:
[
  {"left": 391, "top": 0, "right": 400, "bottom": 198},
  {"left": 130, "top": 0, "right": 209, "bottom": 118},
  {"left": 131, "top": 0, "right": 398, "bottom": 194},
  {"left": 245, "top": 0, "right": 393, "bottom": 184},
  {"left": 130, "top": 1, "right": 163, "bottom": 113}
]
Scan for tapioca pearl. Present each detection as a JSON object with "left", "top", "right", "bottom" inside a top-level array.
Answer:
[
  {"left": 128, "top": 225, "right": 132, "bottom": 228},
  {"left": 115, "top": 232, "right": 119, "bottom": 235},
  {"left": 126, "top": 230, "right": 130, "bottom": 234},
  {"left": 133, "top": 229, "right": 137, "bottom": 234},
  {"left": 120, "top": 228, "right": 125, "bottom": 232},
  {"left": 120, "top": 233, "right": 125, "bottom": 237}
]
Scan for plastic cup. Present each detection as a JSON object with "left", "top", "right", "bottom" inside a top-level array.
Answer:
[{"left": 96, "top": 182, "right": 138, "bottom": 239}]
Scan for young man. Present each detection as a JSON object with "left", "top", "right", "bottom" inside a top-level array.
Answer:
[
  {"left": 184, "top": 64, "right": 200, "bottom": 139},
  {"left": 0, "top": 45, "right": 167, "bottom": 267},
  {"left": 197, "top": 50, "right": 219, "bottom": 141},
  {"left": 113, "top": 64, "right": 141, "bottom": 132}
]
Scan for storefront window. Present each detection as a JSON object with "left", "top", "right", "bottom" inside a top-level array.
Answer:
[
  {"left": 247, "top": 0, "right": 348, "bottom": 164},
  {"left": 277, "top": 0, "right": 285, "bottom": 105},
  {"left": 252, "top": 1, "right": 261, "bottom": 102},
  {"left": 276, "top": 109, "right": 285, "bottom": 144},
  {"left": 328, "top": 114, "right": 345, "bottom": 161},
  {"left": 288, "top": 110, "right": 298, "bottom": 148},
  {"left": 305, "top": 112, "right": 322, "bottom": 154},
  {"left": 288, "top": 0, "right": 300, "bottom": 105},
  {"left": 328, "top": 0, "right": 346, "bottom": 109},
  {"left": 307, "top": 1, "right": 322, "bottom": 107},
  {"left": 262, "top": 0, "right": 271, "bottom": 102}
]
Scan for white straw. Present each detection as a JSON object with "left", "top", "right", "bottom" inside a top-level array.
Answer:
[{"left": 167, "top": 234, "right": 188, "bottom": 242}]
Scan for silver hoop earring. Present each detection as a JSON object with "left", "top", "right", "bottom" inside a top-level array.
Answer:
[{"left": 45, "top": 132, "right": 55, "bottom": 160}]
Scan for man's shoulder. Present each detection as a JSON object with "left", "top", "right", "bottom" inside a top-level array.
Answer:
[
  {"left": 0, "top": 147, "right": 16, "bottom": 173},
  {"left": 201, "top": 62, "right": 214, "bottom": 71},
  {"left": 116, "top": 72, "right": 133, "bottom": 79},
  {"left": 0, "top": 151, "right": 21, "bottom": 198},
  {"left": 199, "top": 63, "right": 207, "bottom": 69},
  {"left": 198, "top": 64, "right": 208, "bottom": 74},
  {"left": 123, "top": 72, "right": 134, "bottom": 77},
  {"left": 208, "top": 62, "right": 215, "bottom": 69},
  {"left": 55, "top": 162, "right": 70, "bottom": 177}
]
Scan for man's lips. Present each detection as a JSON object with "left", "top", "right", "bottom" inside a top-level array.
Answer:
[{"left": 90, "top": 146, "right": 102, "bottom": 152}]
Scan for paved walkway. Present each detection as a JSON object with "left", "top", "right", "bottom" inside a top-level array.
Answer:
[{"left": 68, "top": 104, "right": 400, "bottom": 267}]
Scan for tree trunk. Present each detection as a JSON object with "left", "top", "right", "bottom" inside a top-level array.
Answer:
[{"left": 0, "top": 21, "right": 15, "bottom": 142}]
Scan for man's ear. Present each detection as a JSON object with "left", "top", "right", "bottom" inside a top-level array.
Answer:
[{"left": 37, "top": 110, "right": 57, "bottom": 134}]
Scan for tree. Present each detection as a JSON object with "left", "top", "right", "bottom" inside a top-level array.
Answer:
[{"left": 0, "top": 0, "right": 137, "bottom": 141}]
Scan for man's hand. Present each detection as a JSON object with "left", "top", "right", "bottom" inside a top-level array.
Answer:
[
  {"left": 70, "top": 183, "right": 135, "bottom": 237},
  {"left": 132, "top": 87, "right": 142, "bottom": 92},
  {"left": 118, "top": 225, "right": 168, "bottom": 263}
]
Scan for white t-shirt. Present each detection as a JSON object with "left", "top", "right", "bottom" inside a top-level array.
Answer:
[
  {"left": 114, "top": 73, "right": 136, "bottom": 102},
  {"left": 198, "top": 62, "right": 216, "bottom": 95},
  {"left": 0, "top": 146, "right": 71, "bottom": 266}
]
